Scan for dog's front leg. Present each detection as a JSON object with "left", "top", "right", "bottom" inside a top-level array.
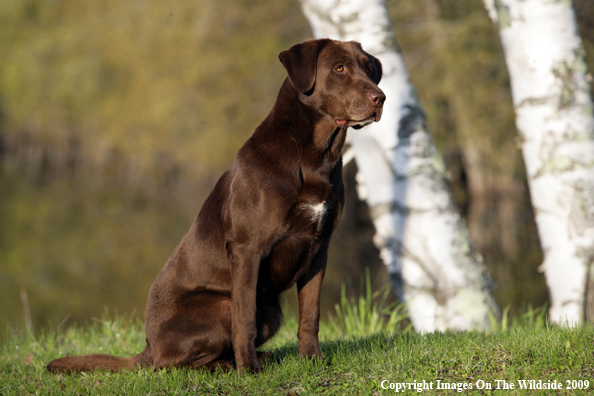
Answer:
[
  {"left": 231, "top": 246, "right": 261, "bottom": 373},
  {"left": 296, "top": 245, "right": 328, "bottom": 359}
]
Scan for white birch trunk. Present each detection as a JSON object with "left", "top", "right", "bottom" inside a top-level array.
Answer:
[
  {"left": 300, "top": 0, "right": 500, "bottom": 332},
  {"left": 484, "top": 0, "right": 594, "bottom": 326}
]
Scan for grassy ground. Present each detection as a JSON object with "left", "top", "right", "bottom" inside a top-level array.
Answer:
[{"left": 1, "top": 309, "right": 593, "bottom": 395}]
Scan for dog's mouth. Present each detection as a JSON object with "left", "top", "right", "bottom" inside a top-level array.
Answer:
[{"left": 336, "top": 108, "right": 383, "bottom": 129}]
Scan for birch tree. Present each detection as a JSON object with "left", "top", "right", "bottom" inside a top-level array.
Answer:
[
  {"left": 300, "top": 0, "right": 500, "bottom": 332},
  {"left": 483, "top": 0, "right": 594, "bottom": 325}
]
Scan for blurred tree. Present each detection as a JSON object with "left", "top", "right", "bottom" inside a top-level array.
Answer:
[
  {"left": 300, "top": 0, "right": 500, "bottom": 332},
  {"left": 419, "top": 0, "right": 545, "bottom": 316},
  {"left": 484, "top": 0, "right": 594, "bottom": 325}
]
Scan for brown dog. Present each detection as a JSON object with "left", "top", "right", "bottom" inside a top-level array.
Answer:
[{"left": 47, "top": 39, "right": 385, "bottom": 373}]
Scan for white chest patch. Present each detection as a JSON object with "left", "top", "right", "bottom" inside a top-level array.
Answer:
[
  {"left": 307, "top": 202, "right": 326, "bottom": 222},
  {"left": 300, "top": 201, "right": 327, "bottom": 228}
]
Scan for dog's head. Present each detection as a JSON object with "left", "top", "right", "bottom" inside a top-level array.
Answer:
[{"left": 279, "top": 39, "right": 385, "bottom": 129}]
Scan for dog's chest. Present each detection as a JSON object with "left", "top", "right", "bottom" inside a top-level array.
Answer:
[
  {"left": 292, "top": 199, "right": 333, "bottom": 237},
  {"left": 268, "top": 199, "right": 331, "bottom": 290},
  {"left": 281, "top": 198, "right": 332, "bottom": 240}
]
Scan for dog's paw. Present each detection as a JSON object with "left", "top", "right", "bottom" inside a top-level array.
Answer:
[
  {"left": 298, "top": 342, "right": 324, "bottom": 360},
  {"left": 301, "top": 353, "right": 324, "bottom": 361},
  {"left": 237, "top": 362, "right": 262, "bottom": 374},
  {"left": 236, "top": 355, "right": 262, "bottom": 374}
]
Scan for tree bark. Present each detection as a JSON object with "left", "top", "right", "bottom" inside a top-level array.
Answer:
[
  {"left": 300, "top": 0, "right": 500, "bottom": 331},
  {"left": 484, "top": 0, "right": 594, "bottom": 325}
]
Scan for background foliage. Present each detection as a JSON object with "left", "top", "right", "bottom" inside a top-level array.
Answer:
[{"left": 1, "top": 0, "right": 593, "bottom": 335}]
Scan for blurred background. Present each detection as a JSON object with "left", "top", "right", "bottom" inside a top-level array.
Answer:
[{"left": 1, "top": 0, "right": 593, "bottom": 336}]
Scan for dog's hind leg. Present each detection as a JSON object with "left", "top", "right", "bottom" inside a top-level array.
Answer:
[{"left": 148, "top": 293, "right": 233, "bottom": 370}]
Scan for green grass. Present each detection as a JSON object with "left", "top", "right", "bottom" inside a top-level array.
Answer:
[
  {"left": 326, "top": 268, "right": 412, "bottom": 337},
  {"left": 2, "top": 309, "right": 594, "bottom": 395}
]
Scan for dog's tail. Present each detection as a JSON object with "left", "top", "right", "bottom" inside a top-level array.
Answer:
[{"left": 47, "top": 349, "right": 148, "bottom": 373}]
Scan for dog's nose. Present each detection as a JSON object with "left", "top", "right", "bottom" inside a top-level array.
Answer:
[{"left": 369, "top": 90, "right": 386, "bottom": 106}]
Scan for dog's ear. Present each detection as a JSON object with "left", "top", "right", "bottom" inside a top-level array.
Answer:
[
  {"left": 279, "top": 40, "right": 319, "bottom": 93},
  {"left": 367, "top": 54, "right": 382, "bottom": 85}
]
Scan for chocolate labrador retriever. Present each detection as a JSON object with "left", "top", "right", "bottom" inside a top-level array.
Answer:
[{"left": 47, "top": 39, "right": 385, "bottom": 373}]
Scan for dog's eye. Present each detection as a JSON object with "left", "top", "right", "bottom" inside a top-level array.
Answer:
[
  {"left": 366, "top": 65, "right": 372, "bottom": 75},
  {"left": 335, "top": 65, "right": 344, "bottom": 72}
]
